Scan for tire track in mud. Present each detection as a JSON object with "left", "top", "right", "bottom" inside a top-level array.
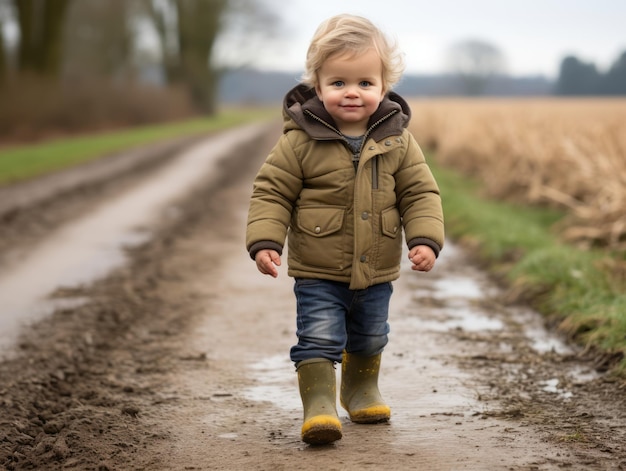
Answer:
[{"left": 1, "top": 122, "right": 625, "bottom": 470}]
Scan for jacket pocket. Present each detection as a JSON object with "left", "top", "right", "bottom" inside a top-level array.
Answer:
[
  {"left": 381, "top": 206, "right": 401, "bottom": 238},
  {"left": 295, "top": 206, "right": 347, "bottom": 270},
  {"left": 379, "top": 206, "right": 402, "bottom": 269},
  {"left": 297, "top": 205, "right": 345, "bottom": 237}
]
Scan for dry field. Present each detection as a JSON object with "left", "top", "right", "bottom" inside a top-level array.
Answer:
[{"left": 408, "top": 98, "right": 626, "bottom": 251}]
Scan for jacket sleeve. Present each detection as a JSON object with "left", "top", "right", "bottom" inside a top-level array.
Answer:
[
  {"left": 246, "top": 132, "right": 304, "bottom": 259},
  {"left": 394, "top": 131, "right": 445, "bottom": 256}
]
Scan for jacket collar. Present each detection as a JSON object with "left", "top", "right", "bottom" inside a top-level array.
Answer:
[{"left": 283, "top": 84, "right": 411, "bottom": 142}]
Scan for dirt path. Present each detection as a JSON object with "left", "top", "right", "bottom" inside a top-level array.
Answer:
[{"left": 1, "top": 123, "right": 625, "bottom": 470}]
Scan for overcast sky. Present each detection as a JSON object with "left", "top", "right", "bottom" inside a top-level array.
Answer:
[{"left": 244, "top": 0, "right": 626, "bottom": 78}]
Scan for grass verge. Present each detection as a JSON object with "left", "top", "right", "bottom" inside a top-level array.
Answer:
[
  {"left": 0, "top": 107, "right": 277, "bottom": 186},
  {"left": 430, "top": 158, "right": 626, "bottom": 376}
]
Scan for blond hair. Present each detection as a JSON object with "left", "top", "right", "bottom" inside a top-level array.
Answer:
[{"left": 302, "top": 14, "right": 405, "bottom": 94}]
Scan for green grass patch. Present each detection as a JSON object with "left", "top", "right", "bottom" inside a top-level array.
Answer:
[
  {"left": 430, "top": 158, "right": 626, "bottom": 375},
  {"left": 0, "top": 107, "right": 277, "bottom": 186}
]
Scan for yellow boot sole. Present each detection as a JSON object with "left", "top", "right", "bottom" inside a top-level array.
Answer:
[
  {"left": 348, "top": 404, "right": 391, "bottom": 424},
  {"left": 301, "top": 414, "right": 342, "bottom": 445}
]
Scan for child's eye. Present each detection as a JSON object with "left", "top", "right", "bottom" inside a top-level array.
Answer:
[
  {"left": 332, "top": 81, "right": 344, "bottom": 87},
  {"left": 360, "top": 81, "right": 372, "bottom": 87}
]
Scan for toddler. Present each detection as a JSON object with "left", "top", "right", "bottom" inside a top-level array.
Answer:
[{"left": 246, "top": 14, "right": 444, "bottom": 445}]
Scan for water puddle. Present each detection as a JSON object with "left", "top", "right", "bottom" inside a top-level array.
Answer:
[
  {"left": 568, "top": 364, "right": 601, "bottom": 384},
  {"left": 432, "top": 276, "right": 485, "bottom": 300},
  {"left": 242, "top": 355, "right": 300, "bottom": 411},
  {"left": 0, "top": 123, "right": 268, "bottom": 356},
  {"left": 525, "top": 325, "right": 574, "bottom": 355},
  {"left": 401, "top": 307, "right": 504, "bottom": 333},
  {"left": 397, "top": 247, "right": 504, "bottom": 334},
  {"left": 539, "top": 378, "right": 573, "bottom": 399},
  {"left": 416, "top": 243, "right": 600, "bottom": 405},
  {"left": 510, "top": 307, "right": 574, "bottom": 355}
]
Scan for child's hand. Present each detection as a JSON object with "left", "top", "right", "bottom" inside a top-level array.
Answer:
[
  {"left": 255, "top": 249, "right": 281, "bottom": 278},
  {"left": 408, "top": 245, "right": 436, "bottom": 272}
]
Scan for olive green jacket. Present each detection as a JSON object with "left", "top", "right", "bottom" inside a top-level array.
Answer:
[{"left": 246, "top": 84, "right": 444, "bottom": 289}]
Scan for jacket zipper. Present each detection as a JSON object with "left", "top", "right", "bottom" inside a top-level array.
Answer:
[
  {"left": 361, "top": 110, "right": 397, "bottom": 190},
  {"left": 303, "top": 109, "right": 398, "bottom": 189},
  {"left": 371, "top": 156, "right": 378, "bottom": 190}
]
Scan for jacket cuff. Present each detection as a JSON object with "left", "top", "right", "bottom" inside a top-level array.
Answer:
[
  {"left": 248, "top": 241, "right": 284, "bottom": 260},
  {"left": 407, "top": 238, "right": 441, "bottom": 258}
]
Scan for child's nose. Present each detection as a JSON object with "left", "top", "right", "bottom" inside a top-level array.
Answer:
[{"left": 344, "top": 86, "right": 359, "bottom": 97}]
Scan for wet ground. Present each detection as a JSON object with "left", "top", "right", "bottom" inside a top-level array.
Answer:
[{"left": 0, "top": 122, "right": 625, "bottom": 470}]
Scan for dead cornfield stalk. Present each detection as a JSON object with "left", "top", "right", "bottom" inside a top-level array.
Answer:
[{"left": 409, "top": 98, "right": 626, "bottom": 252}]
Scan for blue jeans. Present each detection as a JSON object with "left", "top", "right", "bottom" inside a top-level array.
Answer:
[{"left": 290, "top": 278, "right": 392, "bottom": 364}]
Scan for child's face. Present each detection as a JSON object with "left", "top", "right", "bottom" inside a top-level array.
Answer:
[{"left": 315, "top": 48, "right": 385, "bottom": 136}]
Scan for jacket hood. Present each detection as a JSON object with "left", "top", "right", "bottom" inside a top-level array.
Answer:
[{"left": 282, "top": 84, "right": 411, "bottom": 142}]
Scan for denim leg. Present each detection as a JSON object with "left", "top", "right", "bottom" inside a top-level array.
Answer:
[
  {"left": 290, "top": 279, "right": 393, "bottom": 364},
  {"left": 345, "top": 282, "right": 392, "bottom": 356},
  {"left": 290, "top": 279, "right": 348, "bottom": 364}
]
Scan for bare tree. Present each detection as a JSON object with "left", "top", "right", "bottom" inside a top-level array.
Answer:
[
  {"left": 142, "top": 0, "right": 280, "bottom": 114},
  {"left": 211, "top": 0, "right": 281, "bottom": 70},
  {"left": 0, "top": 3, "right": 6, "bottom": 81},
  {"left": 62, "top": 0, "right": 138, "bottom": 81},
  {"left": 14, "top": 0, "right": 72, "bottom": 77},
  {"left": 176, "top": 0, "right": 227, "bottom": 114},
  {"left": 3, "top": 0, "right": 280, "bottom": 116},
  {"left": 141, "top": 0, "right": 227, "bottom": 114},
  {"left": 141, "top": 0, "right": 179, "bottom": 83},
  {"left": 446, "top": 39, "right": 506, "bottom": 95}
]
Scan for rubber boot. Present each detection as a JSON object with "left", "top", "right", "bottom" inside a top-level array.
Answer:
[
  {"left": 296, "top": 358, "right": 342, "bottom": 445},
  {"left": 340, "top": 352, "right": 391, "bottom": 423}
]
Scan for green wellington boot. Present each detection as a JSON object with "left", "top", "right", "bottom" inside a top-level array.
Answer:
[
  {"left": 296, "top": 358, "right": 342, "bottom": 445},
  {"left": 340, "top": 352, "right": 391, "bottom": 424}
]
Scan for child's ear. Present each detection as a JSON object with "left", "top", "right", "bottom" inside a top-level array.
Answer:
[{"left": 315, "top": 85, "right": 323, "bottom": 101}]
